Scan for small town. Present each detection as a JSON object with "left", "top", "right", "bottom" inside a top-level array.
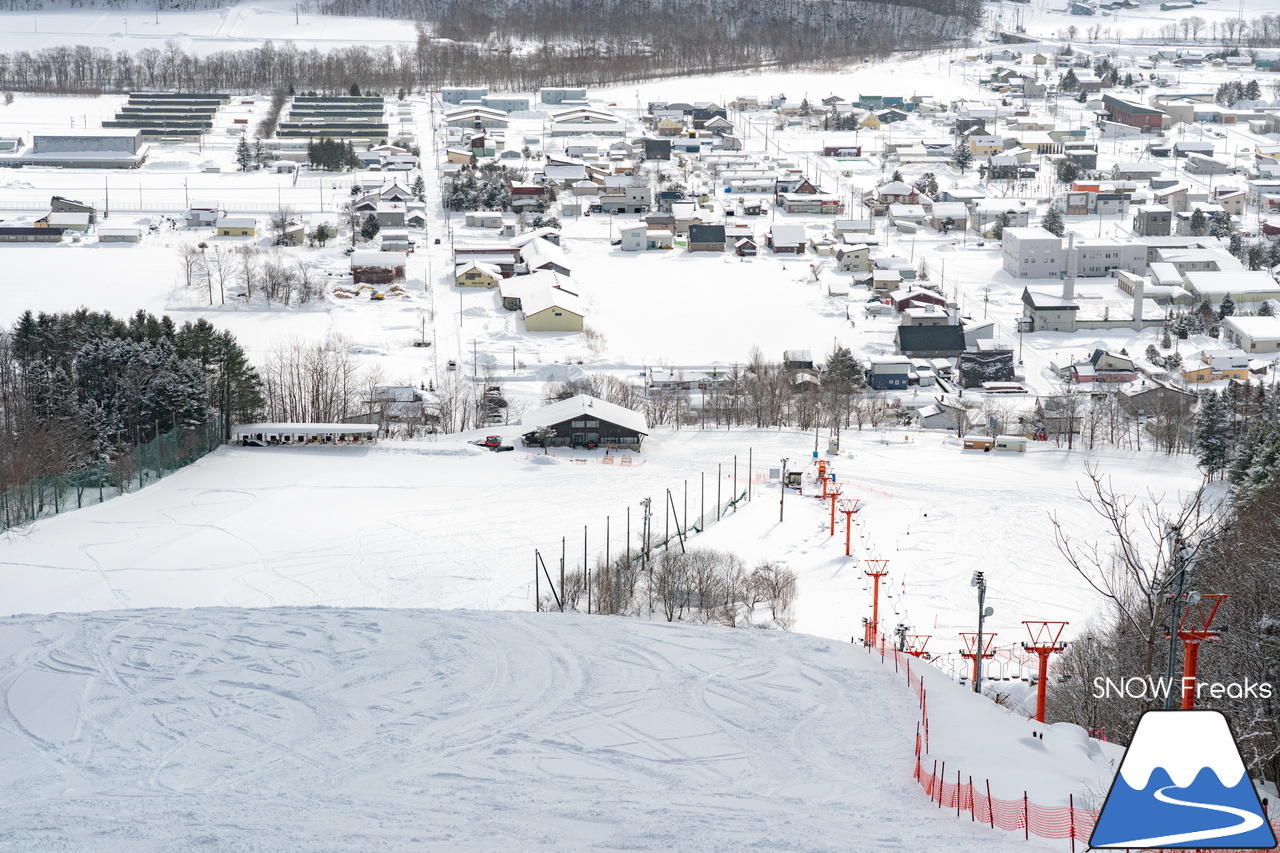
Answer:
[{"left": 0, "top": 0, "right": 1278, "bottom": 849}]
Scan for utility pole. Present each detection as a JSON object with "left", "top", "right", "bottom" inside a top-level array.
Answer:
[{"left": 641, "top": 498, "right": 652, "bottom": 618}]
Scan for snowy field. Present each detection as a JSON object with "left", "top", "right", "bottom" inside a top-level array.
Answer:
[
  {"left": 0, "top": 427, "right": 1209, "bottom": 662},
  {"left": 0, "top": 605, "right": 1116, "bottom": 851}
]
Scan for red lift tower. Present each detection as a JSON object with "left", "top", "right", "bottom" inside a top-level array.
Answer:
[
  {"left": 837, "top": 497, "right": 860, "bottom": 551},
  {"left": 1166, "top": 593, "right": 1227, "bottom": 710},
  {"left": 1021, "top": 621, "right": 1068, "bottom": 723},
  {"left": 960, "top": 632, "right": 997, "bottom": 687},
  {"left": 826, "top": 485, "right": 842, "bottom": 536},
  {"left": 863, "top": 559, "right": 890, "bottom": 645},
  {"left": 817, "top": 461, "right": 830, "bottom": 499},
  {"left": 904, "top": 635, "right": 932, "bottom": 659}
]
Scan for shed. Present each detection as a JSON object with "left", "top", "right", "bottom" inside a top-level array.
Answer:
[
  {"left": 994, "top": 435, "right": 1027, "bottom": 452},
  {"left": 230, "top": 423, "right": 378, "bottom": 446},
  {"left": 97, "top": 227, "right": 142, "bottom": 243},
  {"left": 961, "top": 435, "right": 995, "bottom": 451}
]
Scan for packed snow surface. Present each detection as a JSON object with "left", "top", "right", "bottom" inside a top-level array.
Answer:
[{"left": 0, "top": 606, "right": 1074, "bottom": 852}]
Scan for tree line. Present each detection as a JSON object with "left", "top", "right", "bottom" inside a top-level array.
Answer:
[
  {"left": 0, "top": 309, "right": 262, "bottom": 495},
  {"left": 1048, "top": 455, "right": 1280, "bottom": 791},
  {"left": 0, "top": 0, "right": 981, "bottom": 95}
]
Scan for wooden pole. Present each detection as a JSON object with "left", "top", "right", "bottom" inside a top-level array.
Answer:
[{"left": 584, "top": 524, "right": 589, "bottom": 614}]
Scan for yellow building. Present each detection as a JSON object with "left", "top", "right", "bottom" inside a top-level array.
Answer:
[
  {"left": 859, "top": 112, "right": 881, "bottom": 130},
  {"left": 216, "top": 217, "right": 256, "bottom": 237},
  {"left": 523, "top": 285, "right": 585, "bottom": 332},
  {"left": 455, "top": 261, "right": 501, "bottom": 288},
  {"left": 1181, "top": 349, "right": 1251, "bottom": 384}
]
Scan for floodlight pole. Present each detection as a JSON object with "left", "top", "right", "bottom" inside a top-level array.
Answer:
[{"left": 974, "top": 571, "right": 987, "bottom": 695}]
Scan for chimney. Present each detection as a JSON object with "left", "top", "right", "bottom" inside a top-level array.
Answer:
[
  {"left": 1062, "top": 232, "right": 1077, "bottom": 301},
  {"left": 1133, "top": 273, "right": 1146, "bottom": 331}
]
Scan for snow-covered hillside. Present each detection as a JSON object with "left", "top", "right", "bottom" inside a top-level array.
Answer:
[{"left": 0, "top": 606, "right": 1109, "bottom": 851}]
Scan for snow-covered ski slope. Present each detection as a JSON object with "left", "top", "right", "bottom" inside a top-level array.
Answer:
[
  {"left": 0, "top": 606, "right": 1106, "bottom": 851},
  {"left": 0, "top": 428, "right": 1205, "bottom": 655}
]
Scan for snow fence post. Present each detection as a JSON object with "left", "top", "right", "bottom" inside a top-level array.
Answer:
[
  {"left": 986, "top": 780, "right": 994, "bottom": 829},
  {"left": 1069, "top": 793, "right": 1075, "bottom": 853},
  {"left": 931, "top": 759, "right": 938, "bottom": 801},
  {"left": 969, "top": 776, "right": 975, "bottom": 822},
  {"left": 1023, "top": 791, "right": 1029, "bottom": 840},
  {"left": 956, "top": 770, "right": 962, "bottom": 817},
  {"left": 938, "top": 761, "right": 945, "bottom": 808}
]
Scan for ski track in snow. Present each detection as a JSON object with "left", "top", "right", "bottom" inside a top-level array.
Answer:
[{"left": 0, "top": 607, "right": 1064, "bottom": 851}]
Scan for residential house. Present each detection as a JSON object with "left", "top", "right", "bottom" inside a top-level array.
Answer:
[
  {"left": 455, "top": 261, "right": 501, "bottom": 288},
  {"left": 836, "top": 244, "right": 872, "bottom": 274},
  {"left": 1118, "top": 381, "right": 1196, "bottom": 418},
  {"left": 216, "top": 217, "right": 256, "bottom": 238},
  {"left": 867, "top": 356, "right": 912, "bottom": 390},
  {"left": 50, "top": 195, "right": 96, "bottom": 224},
  {"left": 891, "top": 288, "right": 947, "bottom": 313},
  {"left": 1182, "top": 349, "right": 1251, "bottom": 383},
  {"left": 687, "top": 224, "right": 726, "bottom": 252},
  {"left": 1133, "top": 203, "right": 1173, "bottom": 236},
  {"left": 929, "top": 202, "right": 968, "bottom": 233},
  {"left": 523, "top": 286, "right": 585, "bottom": 332},
  {"left": 767, "top": 225, "right": 807, "bottom": 254},
  {"left": 874, "top": 181, "right": 919, "bottom": 207},
  {"left": 1221, "top": 316, "right": 1280, "bottom": 353}
]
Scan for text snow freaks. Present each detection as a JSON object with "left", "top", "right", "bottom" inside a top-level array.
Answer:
[{"left": 1093, "top": 677, "right": 1274, "bottom": 701}]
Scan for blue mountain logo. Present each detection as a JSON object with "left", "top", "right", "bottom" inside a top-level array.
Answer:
[{"left": 1091, "top": 710, "right": 1277, "bottom": 849}]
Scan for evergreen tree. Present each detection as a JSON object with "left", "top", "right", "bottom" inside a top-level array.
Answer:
[
  {"left": 1161, "top": 327, "right": 1172, "bottom": 349},
  {"left": 1244, "top": 78, "right": 1262, "bottom": 101},
  {"left": 411, "top": 174, "right": 426, "bottom": 200},
  {"left": 349, "top": 82, "right": 362, "bottom": 96},
  {"left": 1056, "top": 160, "right": 1080, "bottom": 184},
  {"left": 1195, "top": 390, "right": 1232, "bottom": 478},
  {"left": 1061, "top": 68, "right": 1080, "bottom": 91},
  {"left": 1076, "top": 90, "right": 1088, "bottom": 104},
  {"left": 1219, "top": 294, "right": 1236, "bottom": 320},
  {"left": 1189, "top": 207, "right": 1207, "bottom": 237},
  {"left": 1209, "top": 210, "right": 1234, "bottom": 238},
  {"left": 1247, "top": 241, "right": 1268, "bottom": 271},
  {"left": 253, "top": 137, "right": 267, "bottom": 168},
  {"left": 1041, "top": 207, "right": 1065, "bottom": 237},
  {"left": 991, "top": 211, "right": 1011, "bottom": 240},
  {"left": 1229, "top": 232, "right": 1244, "bottom": 258},
  {"left": 951, "top": 144, "right": 973, "bottom": 174},
  {"left": 360, "top": 214, "right": 380, "bottom": 240},
  {"left": 1261, "top": 301, "right": 1276, "bottom": 317},
  {"left": 824, "top": 345, "right": 864, "bottom": 389},
  {"left": 235, "top": 134, "right": 253, "bottom": 171},
  {"left": 890, "top": 169, "right": 904, "bottom": 184},
  {"left": 913, "top": 172, "right": 939, "bottom": 198}
]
